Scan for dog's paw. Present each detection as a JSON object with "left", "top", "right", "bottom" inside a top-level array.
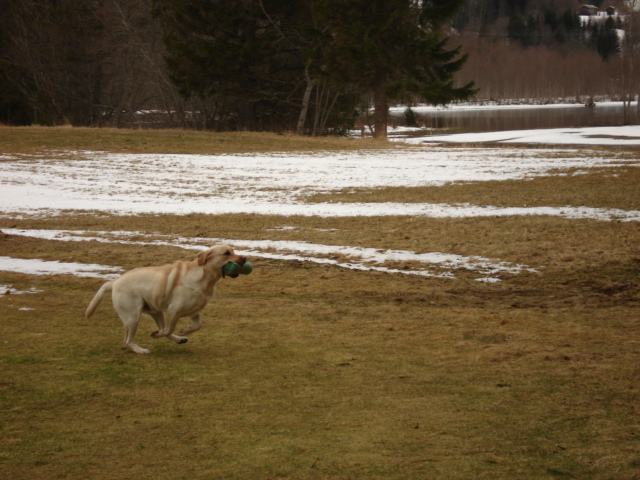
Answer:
[
  {"left": 129, "top": 344, "right": 151, "bottom": 354},
  {"left": 172, "top": 335, "right": 189, "bottom": 344}
]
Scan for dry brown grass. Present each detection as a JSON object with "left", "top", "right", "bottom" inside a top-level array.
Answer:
[
  {"left": 1, "top": 128, "right": 639, "bottom": 479},
  {"left": 0, "top": 126, "right": 387, "bottom": 155},
  {"left": 304, "top": 165, "right": 640, "bottom": 210}
]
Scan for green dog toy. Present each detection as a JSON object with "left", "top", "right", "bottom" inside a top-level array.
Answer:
[{"left": 222, "top": 261, "right": 253, "bottom": 278}]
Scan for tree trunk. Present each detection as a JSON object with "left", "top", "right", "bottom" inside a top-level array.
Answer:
[
  {"left": 237, "top": 100, "right": 255, "bottom": 131},
  {"left": 297, "top": 66, "right": 315, "bottom": 135},
  {"left": 373, "top": 83, "right": 388, "bottom": 140}
]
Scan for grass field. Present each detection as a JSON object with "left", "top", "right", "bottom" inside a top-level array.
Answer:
[{"left": 1, "top": 127, "right": 639, "bottom": 479}]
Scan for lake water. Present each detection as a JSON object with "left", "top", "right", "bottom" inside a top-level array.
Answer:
[{"left": 388, "top": 102, "right": 640, "bottom": 133}]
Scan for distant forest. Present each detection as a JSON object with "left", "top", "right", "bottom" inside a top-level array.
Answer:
[
  {"left": 0, "top": 0, "right": 638, "bottom": 132},
  {"left": 453, "top": 0, "right": 639, "bottom": 103}
]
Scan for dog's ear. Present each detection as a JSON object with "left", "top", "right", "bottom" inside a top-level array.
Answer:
[{"left": 197, "top": 249, "right": 212, "bottom": 266}]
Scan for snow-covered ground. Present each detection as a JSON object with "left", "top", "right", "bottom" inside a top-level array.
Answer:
[
  {"left": 1, "top": 129, "right": 639, "bottom": 218},
  {"left": 389, "top": 101, "right": 626, "bottom": 114},
  {"left": 0, "top": 255, "right": 122, "bottom": 280},
  {"left": 1, "top": 126, "right": 639, "bottom": 282},
  {"left": 394, "top": 125, "right": 640, "bottom": 147},
  {"left": 0, "top": 228, "right": 537, "bottom": 281}
]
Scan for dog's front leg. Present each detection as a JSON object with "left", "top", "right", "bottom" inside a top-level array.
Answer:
[
  {"left": 150, "top": 312, "right": 187, "bottom": 344},
  {"left": 179, "top": 314, "right": 203, "bottom": 336}
]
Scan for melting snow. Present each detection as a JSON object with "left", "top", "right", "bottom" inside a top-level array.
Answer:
[
  {"left": 397, "top": 125, "right": 640, "bottom": 147},
  {"left": 0, "top": 284, "right": 42, "bottom": 298},
  {"left": 1, "top": 126, "right": 638, "bottom": 281},
  {"left": 0, "top": 256, "right": 122, "bottom": 279},
  {"left": 0, "top": 134, "right": 639, "bottom": 220},
  {"left": 0, "top": 229, "right": 536, "bottom": 280}
]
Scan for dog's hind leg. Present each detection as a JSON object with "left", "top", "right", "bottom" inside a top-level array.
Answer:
[
  {"left": 121, "top": 312, "right": 150, "bottom": 354},
  {"left": 113, "top": 294, "right": 150, "bottom": 354},
  {"left": 179, "top": 314, "right": 203, "bottom": 336},
  {"left": 149, "top": 311, "right": 188, "bottom": 345}
]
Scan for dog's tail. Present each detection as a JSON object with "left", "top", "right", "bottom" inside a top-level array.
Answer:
[{"left": 85, "top": 281, "right": 113, "bottom": 319}]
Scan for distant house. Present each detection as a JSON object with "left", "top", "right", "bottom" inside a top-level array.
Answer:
[{"left": 578, "top": 4, "right": 599, "bottom": 16}]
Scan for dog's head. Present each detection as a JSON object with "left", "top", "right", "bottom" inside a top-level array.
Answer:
[{"left": 196, "top": 245, "right": 246, "bottom": 269}]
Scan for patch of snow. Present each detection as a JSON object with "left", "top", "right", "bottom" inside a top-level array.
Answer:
[
  {"left": 0, "top": 284, "right": 42, "bottom": 298},
  {"left": 400, "top": 126, "right": 640, "bottom": 147},
  {"left": 475, "top": 277, "right": 502, "bottom": 284},
  {"left": 0, "top": 140, "right": 638, "bottom": 220},
  {"left": 1, "top": 229, "right": 537, "bottom": 280},
  {"left": 0, "top": 256, "right": 122, "bottom": 279},
  {"left": 1, "top": 126, "right": 638, "bottom": 280}
]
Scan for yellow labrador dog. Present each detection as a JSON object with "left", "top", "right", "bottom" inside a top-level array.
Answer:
[{"left": 85, "top": 245, "right": 247, "bottom": 354}]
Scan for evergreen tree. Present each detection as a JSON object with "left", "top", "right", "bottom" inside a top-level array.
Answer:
[
  {"left": 596, "top": 18, "right": 622, "bottom": 61},
  {"left": 156, "top": 0, "right": 475, "bottom": 136},
  {"left": 311, "top": 0, "right": 476, "bottom": 139},
  {"left": 154, "top": 0, "right": 311, "bottom": 130}
]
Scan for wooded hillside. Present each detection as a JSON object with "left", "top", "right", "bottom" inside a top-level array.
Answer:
[
  {"left": 1, "top": 0, "right": 638, "bottom": 132},
  {"left": 453, "top": 0, "right": 639, "bottom": 102}
]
